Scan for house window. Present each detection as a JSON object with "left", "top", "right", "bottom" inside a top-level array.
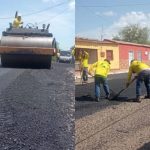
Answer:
[
  {"left": 137, "top": 51, "right": 142, "bottom": 61},
  {"left": 106, "top": 50, "right": 113, "bottom": 60}
]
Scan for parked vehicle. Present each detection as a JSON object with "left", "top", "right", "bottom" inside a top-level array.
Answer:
[{"left": 58, "top": 51, "right": 72, "bottom": 63}]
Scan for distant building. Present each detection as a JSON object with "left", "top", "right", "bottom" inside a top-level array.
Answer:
[{"left": 75, "top": 37, "right": 150, "bottom": 70}]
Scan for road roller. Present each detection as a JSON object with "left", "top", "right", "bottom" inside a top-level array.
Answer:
[{"left": 0, "top": 23, "right": 56, "bottom": 68}]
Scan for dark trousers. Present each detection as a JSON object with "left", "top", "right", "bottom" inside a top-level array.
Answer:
[
  {"left": 82, "top": 67, "right": 88, "bottom": 81},
  {"left": 136, "top": 70, "right": 150, "bottom": 97},
  {"left": 95, "top": 75, "right": 110, "bottom": 98}
]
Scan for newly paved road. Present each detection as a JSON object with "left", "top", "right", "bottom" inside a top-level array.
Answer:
[
  {"left": 75, "top": 73, "right": 146, "bottom": 119},
  {"left": 75, "top": 74, "right": 150, "bottom": 150},
  {"left": 0, "top": 62, "right": 75, "bottom": 150}
]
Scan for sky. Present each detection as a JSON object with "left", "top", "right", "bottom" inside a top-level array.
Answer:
[
  {"left": 0, "top": 0, "right": 75, "bottom": 50},
  {"left": 76, "top": 0, "right": 150, "bottom": 40}
]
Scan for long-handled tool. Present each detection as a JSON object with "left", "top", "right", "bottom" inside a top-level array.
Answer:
[
  {"left": 80, "top": 69, "right": 83, "bottom": 84},
  {"left": 111, "top": 88, "right": 127, "bottom": 100},
  {"left": 110, "top": 77, "right": 136, "bottom": 100}
]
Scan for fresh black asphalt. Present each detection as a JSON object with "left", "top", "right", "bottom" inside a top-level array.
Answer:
[
  {"left": 0, "top": 63, "right": 75, "bottom": 150},
  {"left": 75, "top": 73, "right": 147, "bottom": 119}
]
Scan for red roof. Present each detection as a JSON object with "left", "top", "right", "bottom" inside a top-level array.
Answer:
[
  {"left": 104, "top": 39, "right": 150, "bottom": 48},
  {"left": 75, "top": 37, "right": 115, "bottom": 44}
]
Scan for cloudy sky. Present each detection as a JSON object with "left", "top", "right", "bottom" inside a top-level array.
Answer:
[
  {"left": 0, "top": 0, "right": 75, "bottom": 50},
  {"left": 76, "top": 0, "right": 150, "bottom": 40}
]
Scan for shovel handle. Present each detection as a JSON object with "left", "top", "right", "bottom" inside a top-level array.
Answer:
[
  {"left": 130, "top": 77, "right": 136, "bottom": 84},
  {"left": 126, "top": 77, "right": 136, "bottom": 88},
  {"left": 114, "top": 78, "right": 136, "bottom": 98},
  {"left": 118, "top": 77, "right": 136, "bottom": 94}
]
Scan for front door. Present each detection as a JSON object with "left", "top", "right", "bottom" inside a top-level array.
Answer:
[{"left": 128, "top": 51, "right": 134, "bottom": 66}]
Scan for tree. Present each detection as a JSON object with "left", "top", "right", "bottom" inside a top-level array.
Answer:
[{"left": 113, "top": 24, "right": 150, "bottom": 44}]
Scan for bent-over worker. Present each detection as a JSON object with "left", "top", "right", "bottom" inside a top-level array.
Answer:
[{"left": 126, "top": 59, "right": 150, "bottom": 102}]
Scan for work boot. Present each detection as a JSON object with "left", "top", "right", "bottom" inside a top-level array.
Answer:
[
  {"left": 95, "top": 97, "right": 100, "bottom": 102},
  {"left": 105, "top": 94, "right": 110, "bottom": 100},
  {"left": 133, "top": 96, "right": 141, "bottom": 103}
]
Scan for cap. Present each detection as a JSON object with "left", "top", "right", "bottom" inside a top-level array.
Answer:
[{"left": 104, "top": 59, "right": 111, "bottom": 64}]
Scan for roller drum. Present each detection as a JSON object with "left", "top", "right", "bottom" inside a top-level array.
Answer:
[
  {"left": 1, "top": 54, "right": 52, "bottom": 68},
  {"left": 1, "top": 36, "right": 56, "bottom": 48}
]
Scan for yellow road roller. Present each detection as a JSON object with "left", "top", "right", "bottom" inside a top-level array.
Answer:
[{"left": 0, "top": 23, "right": 57, "bottom": 68}]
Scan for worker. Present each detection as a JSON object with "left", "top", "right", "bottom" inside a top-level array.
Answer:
[
  {"left": 56, "top": 51, "right": 60, "bottom": 62},
  {"left": 126, "top": 59, "right": 150, "bottom": 102},
  {"left": 80, "top": 50, "right": 89, "bottom": 83},
  {"left": 71, "top": 47, "right": 75, "bottom": 56},
  {"left": 89, "top": 59, "right": 111, "bottom": 102},
  {"left": 71, "top": 47, "right": 75, "bottom": 64},
  {"left": 13, "top": 12, "right": 23, "bottom": 28}
]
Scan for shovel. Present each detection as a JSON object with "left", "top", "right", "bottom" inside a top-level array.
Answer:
[{"left": 110, "top": 77, "right": 136, "bottom": 100}]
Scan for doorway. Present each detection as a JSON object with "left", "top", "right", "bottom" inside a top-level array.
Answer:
[{"left": 128, "top": 51, "right": 134, "bottom": 66}]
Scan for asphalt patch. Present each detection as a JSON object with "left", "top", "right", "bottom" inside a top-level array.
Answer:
[
  {"left": 137, "top": 142, "right": 150, "bottom": 150},
  {"left": 75, "top": 73, "right": 147, "bottom": 119},
  {"left": 110, "top": 96, "right": 131, "bottom": 102},
  {"left": 76, "top": 95, "right": 95, "bottom": 102}
]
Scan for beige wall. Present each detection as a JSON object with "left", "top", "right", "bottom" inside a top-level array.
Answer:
[
  {"left": 97, "top": 44, "right": 120, "bottom": 69},
  {"left": 76, "top": 40, "right": 120, "bottom": 70}
]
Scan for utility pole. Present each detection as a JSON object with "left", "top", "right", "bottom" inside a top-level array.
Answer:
[
  {"left": 100, "top": 24, "right": 104, "bottom": 41},
  {"left": 99, "top": 24, "right": 104, "bottom": 61}
]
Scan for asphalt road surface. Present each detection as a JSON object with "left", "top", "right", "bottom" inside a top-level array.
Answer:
[
  {"left": 75, "top": 73, "right": 150, "bottom": 150},
  {"left": 75, "top": 73, "right": 147, "bottom": 119},
  {"left": 0, "top": 62, "right": 74, "bottom": 150}
]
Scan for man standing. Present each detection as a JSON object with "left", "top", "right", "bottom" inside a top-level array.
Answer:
[
  {"left": 126, "top": 59, "right": 150, "bottom": 102},
  {"left": 90, "top": 59, "right": 111, "bottom": 102},
  {"left": 13, "top": 11, "right": 23, "bottom": 28},
  {"left": 80, "top": 50, "right": 89, "bottom": 83},
  {"left": 56, "top": 51, "right": 60, "bottom": 62}
]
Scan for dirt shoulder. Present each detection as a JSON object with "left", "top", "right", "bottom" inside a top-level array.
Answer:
[{"left": 75, "top": 99, "right": 150, "bottom": 150}]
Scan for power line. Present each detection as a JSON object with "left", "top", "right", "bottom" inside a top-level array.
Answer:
[
  {"left": 23, "top": 1, "right": 68, "bottom": 17},
  {"left": 37, "top": 7, "right": 69, "bottom": 24},
  {"left": 0, "top": 1, "right": 68, "bottom": 20},
  {"left": 76, "top": 3, "right": 150, "bottom": 8}
]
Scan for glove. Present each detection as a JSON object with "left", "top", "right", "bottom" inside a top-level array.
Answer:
[{"left": 126, "top": 82, "right": 130, "bottom": 88}]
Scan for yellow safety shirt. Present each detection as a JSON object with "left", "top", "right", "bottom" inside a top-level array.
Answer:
[
  {"left": 81, "top": 51, "right": 89, "bottom": 68},
  {"left": 71, "top": 48, "right": 75, "bottom": 56},
  {"left": 13, "top": 18, "right": 22, "bottom": 28},
  {"left": 90, "top": 60, "right": 110, "bottom": 78}
]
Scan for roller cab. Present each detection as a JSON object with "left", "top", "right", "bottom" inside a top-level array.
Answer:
[{"left": 0, "top": 25, "right": 57, "bottom": 68}]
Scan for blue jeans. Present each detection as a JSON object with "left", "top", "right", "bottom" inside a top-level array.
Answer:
[
  {"left": 136, "top": 70, "right": 150, "bottom": 97},
  {"left": 95, "top": 75, "right": 110, "bottom": 98},
  {"left": 82, "top": 67, "right": 88, "bottom": 81}
]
